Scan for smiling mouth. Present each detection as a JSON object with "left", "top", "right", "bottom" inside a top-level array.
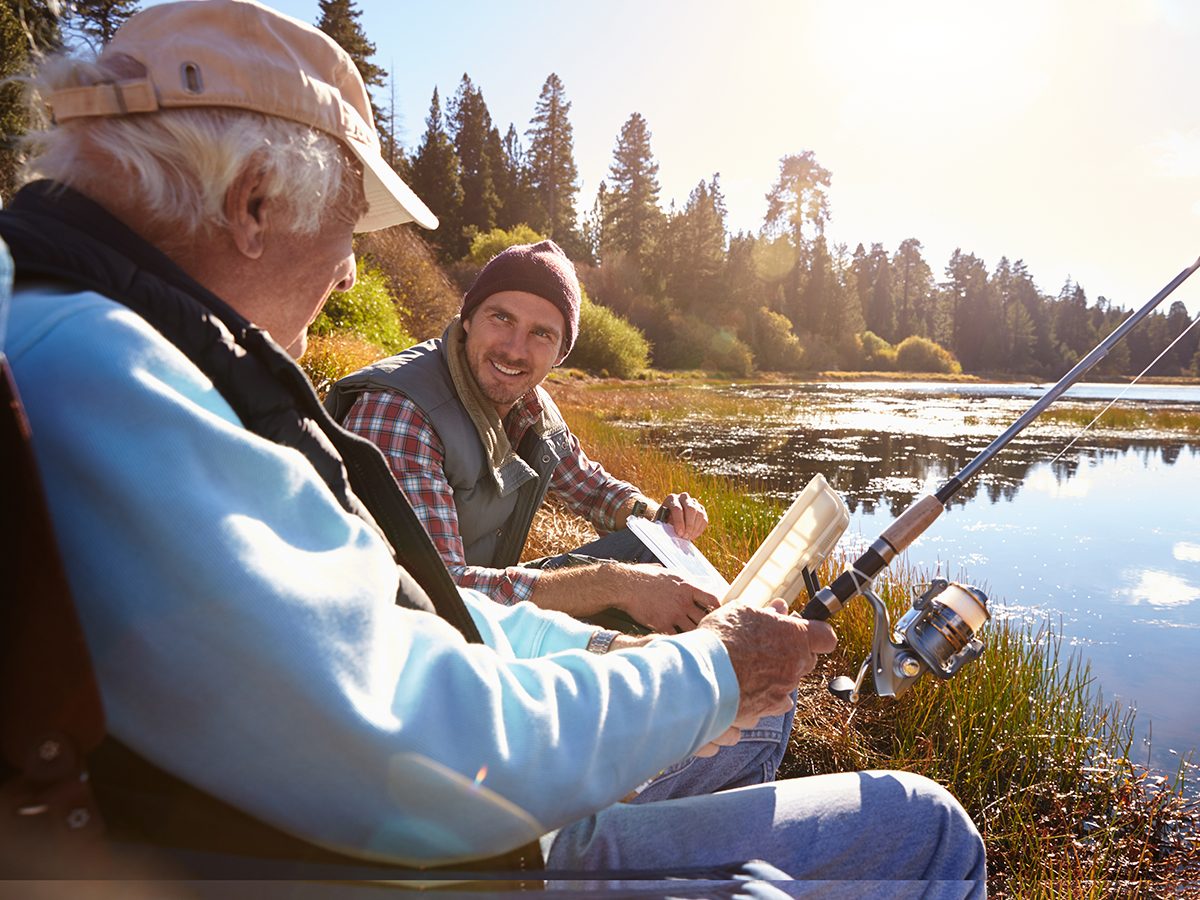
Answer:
[{"left": 491, "top": 360, "right": 524, "bottom": 377}]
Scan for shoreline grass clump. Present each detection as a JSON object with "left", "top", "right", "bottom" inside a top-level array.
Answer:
[
  {"left": 1039, "top": 402, "right": 1200, "bottom": 437},
  {"left": 544, "top": 382, "right": 1199, "bottom": 897}
]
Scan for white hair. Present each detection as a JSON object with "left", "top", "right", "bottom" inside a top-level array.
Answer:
[{"left": 19, "top": 53, "right": 361, "bottom": 238}]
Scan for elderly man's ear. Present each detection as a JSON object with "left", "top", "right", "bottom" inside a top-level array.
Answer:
[{"left": 224, "top": 167, "right": 271, "bottom": 260}]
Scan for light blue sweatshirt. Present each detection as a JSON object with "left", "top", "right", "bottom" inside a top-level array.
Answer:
[{"left": 4, "top": 276, "right": 740, "bottom": 866}]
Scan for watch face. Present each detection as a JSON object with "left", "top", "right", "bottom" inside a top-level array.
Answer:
[{"left": 632, "top": 500, "right": 647, "bottom": 519}]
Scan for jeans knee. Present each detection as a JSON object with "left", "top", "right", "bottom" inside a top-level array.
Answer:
[{"left": 903, "top": 773, "right": 987, "bottom": 883}]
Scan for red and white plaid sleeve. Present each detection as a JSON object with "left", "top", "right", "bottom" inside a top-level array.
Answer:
[
  {"left": 341, "top": 390, "right": 537, "bottom": 605},
  {"left": 547, "top": 429, "right": 639, "bottom": 534}
]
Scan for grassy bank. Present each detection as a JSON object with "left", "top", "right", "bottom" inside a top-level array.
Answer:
[{"left": 541, "top": 383, "right": 1199, "bottom": 898}]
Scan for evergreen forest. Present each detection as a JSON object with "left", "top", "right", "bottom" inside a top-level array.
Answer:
[{"left": 3, "top": 0, "right": 1198, "bottom": 379}]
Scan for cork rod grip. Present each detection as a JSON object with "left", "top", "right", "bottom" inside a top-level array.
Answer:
[{"left": 879, "top": 495, "right": 945, "bottom": 555}]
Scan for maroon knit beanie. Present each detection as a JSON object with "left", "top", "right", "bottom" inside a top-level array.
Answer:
[{"left": 460, "top": 240, "right": 581, "bottom": 355}]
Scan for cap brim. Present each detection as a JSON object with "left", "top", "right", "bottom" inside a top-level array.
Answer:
[{"left": 348, "top": 139, "right": 439, "bottom": 232}]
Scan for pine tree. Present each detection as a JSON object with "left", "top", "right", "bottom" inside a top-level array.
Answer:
[
  {"left": 315, "top": 0, "right": 392, "bottom": 160},
  {"left": 383, "top": 65, "right": 402, "bottom": 169},
  {"left": 667, "top": 175, "right": 727, "bottom": 315},
  {"left": 67, "top": 0, "right": 138, "bottom": 50},
  {"left": 495, "top": 123, "right": 540, "bottom": 232},
  {"left": 447, "top": 74, "right": 500, "bottom": 256},
  {"left": 407, "top": 88, "right": 463, "bottom": 260},
  {"left": 863, "top": 243, "right": 895, "bottom": 341},
  {"left": 764, "top": 151, "right": 832, "bottom": 244},
  {"left": 796, "top": 235, "right": 856, "bottom": 343},
  {"left": 848, "top": 242, "right": 867, "bottom": 308},
  {"left": 943, "top": 250, "right": 992, "bottom": 369},
  {"left": 1, "top": 0, "right": 63, "bottom": 202},
  {"left": 725, "top": 232, "right": 767, "bottom": 328},
  {"left": 763, "top": 151, "right": 832, "bottom": 321},
  {"left": 604, "top": 111, "right": 663, "bottom": 270},
  {"left": 1053, "top": 278, "right": 1094, "bottom": 364},
  {"left": 648, "top": 198, "right": 682, "bottom": 298},
  {"left": 580, "top": 181, "right": 608, "bottom": 265},
  {"left": 1005, "top": 299, "right": 1038, "bottom": 375},
  {"left": 525, "top": 73, "right": 581, "bottom": 252},
  {"left": 1090, "top": 297, "right": 1132, "bottom": 377},
  {"left": 891, "top": 238, "right": 933, "bottom": 339},
  {"left": 1163, "top": 300, "right": 1197, "bottom": 375}
]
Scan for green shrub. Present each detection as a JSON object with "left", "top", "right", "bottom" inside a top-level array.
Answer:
[
  {"left": 468, "top": 224, "right": 545, "bottom": 265},
  {"left": 300, "top": 332, "right": 387, "bottom": 399},
  {"left": 704, "top": 327, "right": 755, "bottom": 377},
  {"left": 792, "top": 332, "right": 843, "bottom": 372},
  {"left": 310, "top": 260, "right": 414, "bottom": 353},
  {"left": 355, "top": 226, "right": 460, "bottom": 341},
  {"left": 895, "top": 334, "right": 962, "bottom": 373},
  {"left": 750, "top": 307, "right": 805, "bottom": 371},
  {"left": 567, "top": 291, "right": 651, "bottom": 378},
  {"left": 856, "top": 330, "right": 898, "bottom": 371},
  {"left": 654, "top": 315, "right": 755, "bottom": 377}
]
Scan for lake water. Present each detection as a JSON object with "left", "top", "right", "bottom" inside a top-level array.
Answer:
[{"left": 634, "top": 381, "right": 1200, "bottom": 779}]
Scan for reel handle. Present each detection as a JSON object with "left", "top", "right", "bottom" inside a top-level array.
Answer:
[{"left": 799, "top": 495, "right": 945, "bottom": 622}]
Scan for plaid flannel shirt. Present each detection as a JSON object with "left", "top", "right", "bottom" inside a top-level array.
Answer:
[{"left": 344, "top": 389, "right": 638, "bottom": 605}]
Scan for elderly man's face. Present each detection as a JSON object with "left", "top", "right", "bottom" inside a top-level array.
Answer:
[
  {"left": 251, "top": 195, "right": 360, "bottom": 359},
  {"left": 461, "top": 291, "right": 566, "bottom": 416}
]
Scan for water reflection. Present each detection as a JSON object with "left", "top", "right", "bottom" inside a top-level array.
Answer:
[
  {"left": 1118, "top": 569, "right": 1200, "bottom": 609},
  {"left": 654, "top": 416, "right": 1195, "bottom": 520},
  {"left": 625, "top": 381, "right": 1200, "bottom": 778}
]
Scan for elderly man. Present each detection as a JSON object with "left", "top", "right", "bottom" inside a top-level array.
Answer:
[
  {"left": 329, "top": 241, "right": 718, "bottom": 638},
  {"left": 0, "top": 0, "right": 985, "bottom": 891}
]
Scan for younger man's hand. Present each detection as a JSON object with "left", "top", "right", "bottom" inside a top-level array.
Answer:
[{"left": 658, "top": 491, "right": 708, "bottom": 541}]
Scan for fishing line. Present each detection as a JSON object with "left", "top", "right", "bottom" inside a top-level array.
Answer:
[{"left": 1048, "top": 309, "right": 1200, "bottom": 464}]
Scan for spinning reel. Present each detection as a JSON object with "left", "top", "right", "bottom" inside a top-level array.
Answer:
[{"left": 827, "top": 579, "right": 990, "bottom": 703}]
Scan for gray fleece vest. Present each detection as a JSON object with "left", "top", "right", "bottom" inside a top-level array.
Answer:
[{"left": 326, "top": 338, "right": 574, "bottom": 568}]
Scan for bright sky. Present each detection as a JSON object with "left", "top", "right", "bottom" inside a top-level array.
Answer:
[{"left": 174, "top": 0, "right": 1200, "bottom": 316}]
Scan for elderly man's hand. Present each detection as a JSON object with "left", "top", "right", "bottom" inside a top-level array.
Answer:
[
  {"left": 698, "top": 599, "right": 837, "bottom": 727},
  {"left": 658, "top": 491, "right": 708, "bottom": 541}
]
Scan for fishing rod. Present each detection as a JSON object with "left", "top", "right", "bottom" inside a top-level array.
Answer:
[{"left": 800, "top": 253, "right": 1200, "bottom": 701}]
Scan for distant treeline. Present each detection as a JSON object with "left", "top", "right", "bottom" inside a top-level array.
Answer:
[
  {"left": 377, "top": 0, "right": 1198, "bottom": 379},
  {"left": 398, "top": 59, "right": 1199, "bottom": 378},
  {"left": 5, "top": 0, "right": 1197, "bottom": 377}
]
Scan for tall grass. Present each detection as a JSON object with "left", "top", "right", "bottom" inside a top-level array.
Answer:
[
  {"left": 546, "top": 385, "right": 1199, "bottom": 897},
  {"left": 300, "top": 332, "right": 387, "bottom": 398}
]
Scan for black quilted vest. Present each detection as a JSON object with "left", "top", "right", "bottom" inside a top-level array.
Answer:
[{"left": 0, "top": 181, "right": 481, "bottom": 642}]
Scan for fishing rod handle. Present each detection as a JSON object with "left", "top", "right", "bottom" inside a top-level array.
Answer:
[
  {"left": 879, "top": 495, "right": 944, "bottom": 556},
  {"left": 799, "top": 495, "right": 945, "bottom": 622}
]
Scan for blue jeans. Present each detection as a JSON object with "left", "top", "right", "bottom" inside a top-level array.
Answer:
[
  {"left": 532, "top": 533, "right": 986, "bottom": 895},
  {"left": 527, "top": 524, "right": 664, "bottom": 570},
  {"left": 543, "top": 770, "right": 987, "bottom": 897}
]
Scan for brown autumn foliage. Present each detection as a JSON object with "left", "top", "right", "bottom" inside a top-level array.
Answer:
[{"left": 355, "top": 225, "right": 461, "bottom": 342}]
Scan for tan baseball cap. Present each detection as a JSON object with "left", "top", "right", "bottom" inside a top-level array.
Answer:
[{"left": 45, "top": 0, "right": 437, "bottom": 233}]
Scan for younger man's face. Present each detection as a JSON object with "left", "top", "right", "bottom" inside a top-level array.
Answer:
[{"left": 461, "top": 291, "right": 566, "bottom": 416}]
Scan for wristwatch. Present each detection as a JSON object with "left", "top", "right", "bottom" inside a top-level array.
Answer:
[
  {"left": 586, "top": 629, "right": 619, "bottom": 654},
  {"left": 630, "top": 499, "right": 649, "bottom": 520}
]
